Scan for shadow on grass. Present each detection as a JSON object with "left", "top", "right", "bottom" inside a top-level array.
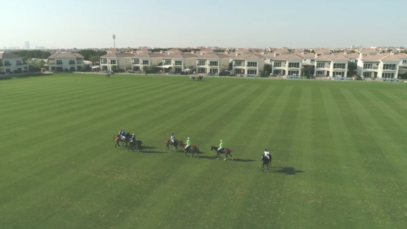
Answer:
[
  {"left": 0, "top": 77, "right": 13, "bottom": 80},
  {"left": 233, "top": 158, "right": 256, "bottom": 163},
  {"left": 273, "top": 167, "right": 304, "bottom": 175},
  {"left": 135, "top": 150, "right": 166, "bottom": 154}
]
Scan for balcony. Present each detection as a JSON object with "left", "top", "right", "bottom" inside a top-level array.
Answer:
[
  {"left": 56, "top": 63, "right": 63, "bottom": 65},
  {"left": 274, "top": 64, "right": 286, "bottom": 68},
  {"left": 132, "top": 62, "right": 140, "bottom": 65},
  {"left": 69, "top": 63, "right": 76, "bottom": 65},
  {"left": 5, "top": 63, "right": 11, "bottom": 66},
  {"left": 364, "top": 66, "right": 378, "bottom": 70}
]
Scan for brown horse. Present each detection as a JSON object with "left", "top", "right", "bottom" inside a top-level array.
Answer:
[
  {"left": 128, "top": 140, "right": 143, "bottom": 152},
  {"left": 210, "top": 146, "right": 233, "bottom": 160},
  {"left": 198, "top": 75, "right": 203, "bottom": 81},
  {"left": 164, "top": 139, "right": 182, "bottom": 151},
  {"left": 179, "top": 142, "right": 200, "bottom": 157},
  {"left": 113, "top": 132, "right": 131, "bottom": 148}
]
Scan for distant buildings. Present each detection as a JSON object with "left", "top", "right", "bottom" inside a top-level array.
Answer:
[
  {"left": 47, "top": 53, "right": 84, "bottom": 72},
  {"left": 0, "top": 52, "right": 29, "bottom": 73}
]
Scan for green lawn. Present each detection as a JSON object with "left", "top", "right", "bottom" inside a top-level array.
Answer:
[{"left": 1, "top": 74, "right": 407, "bottom": 229}]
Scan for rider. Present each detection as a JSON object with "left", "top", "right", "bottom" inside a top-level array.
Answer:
[
  {"left": 120, "top": 129, "right": 126, "bottom": 140},
  {"left": 130, "top": 133, "right": 136, "bottom": 143},
  {"left": 264, "top": 148, "right": 270, "bottom": 160},
  {"left": 218, "top": 140, "right": 224, "bottom": 153},
  {"left": 185, "top": 137, "right": 191, "bottom": 150},
  {"left": 171, "top": 133, "right": 176, "bottom": 143}
]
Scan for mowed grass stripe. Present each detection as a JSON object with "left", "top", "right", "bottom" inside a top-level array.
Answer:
[
  {"left": 0, "top": 75, "right": 168, "bottom": 117},
  {"left": 336, "top": 88, "right": 405, "bottom": 228}
]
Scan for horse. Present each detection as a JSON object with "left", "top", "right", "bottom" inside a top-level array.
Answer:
[
  {"left": 128, "top": 140, "right": 143, "bottom": 152},
  {"left": 179, "top": 142, "right": 200, "bottom": 158},
  {"left": 190, "top": 76, "right": 196, "bottom": 80},
  {"left": 198, "top": 75, "right": 203, "bottom": 81},
  {"left": 164, "top": 139, "right": 182, "bottom": 151},
  {"left": 113, "top": 132, "right": 131, "bottom": 148},
  {"left": 210, "top": 146, "right": 233, "bottom": 160},
  {"left": 261, "top": 154, "right": 272, "bottom": 172}
]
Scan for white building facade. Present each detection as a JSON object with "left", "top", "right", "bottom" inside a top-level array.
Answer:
[
  {"left": 0, "top": 52, "right": 29, "bottom": 73},
  {"left": 48, "top": 52, "right": 84, "bottom": 72}
]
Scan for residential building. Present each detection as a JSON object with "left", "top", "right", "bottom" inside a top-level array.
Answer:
[
  {"left": 100, "top": 51, "right": 134, "bottom": 71},
  {"left": 48, "top": 52, "right": 84, "bottom": 72},
  {"left": 271, "top": 54, "right": 303, "bottom": 76},
  {"left": 301, "top": 53, "right": 316, "bottom": 66},
  {"left": 0, "top": 52, "right": 29, "bottom": 73},
  {"left": 131, "top": 52, "right": 163, "bottom": 72},
  {"left": 315, "top": 54, "right": 349, "bottom": 77},
  {"left": 273, "top": 48, "right": 290, "bottom": 56},
  {"left": 396, "top": 53, "right": 407, "bottom": 75},
  {"left": 196, "top": 53, "right": 231, "bottom": 74},
  {"left": 357, "top": 54, "right": 401, "bottom": 79},
  {"left": 232, "top": 54, "right": 265, "bottom": 76}
]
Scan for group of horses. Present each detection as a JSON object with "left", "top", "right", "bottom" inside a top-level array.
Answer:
[
  {"left": 113, "top": 133, "right": 143, "bottom": 152},
  {"left": 164, "top": 140, "right": 233, "bottom": 160},
  {"left": 114, "top": 133, "right": 273, "bottom": 171},
  {"left": 190, "top": 75, "right": 203, "bottom": 81}
]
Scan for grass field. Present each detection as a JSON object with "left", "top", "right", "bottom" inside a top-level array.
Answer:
[{"left": 1, "top": 74, "right": 407, "bottom": 229}]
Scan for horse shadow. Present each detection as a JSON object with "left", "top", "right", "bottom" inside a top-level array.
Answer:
[
  {"left": 233, "top": 159, "right": 256, "bottom": 163},
  {"left": 141, "top": 150, "right": 166, "bottom": 154},
  {"left": 142, "top": 146, "right": 156, "bottom": 149},
  {"left": 273, "top": 167, "right": 304, "bottom": 175}
]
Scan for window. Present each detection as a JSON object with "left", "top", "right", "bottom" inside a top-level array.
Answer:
[
  {"left": 273, "top": 62, "right": 281, "bottom": 67},
  {"left": 56, "top": 60, "right": 62, "bottom": 65},
  {"left": 316, "top": 71, "right": 325, "bottom": 76},
  {"left": 403, "top": 60, "right": 407, "bottom": 64},
  {"left": 164, "top": 60, "right": 171, "bottom": 65},
  {"left": 311, "top": 59, "right": 315, "bottom": 62},
  {"left": 363, "top": 72, "right": 371, "bottom": 78},
  {"left": 210, "top": 69, "right": 218, "bottom": 73},
  {"left": 247, "top": 62, "right": 257, "bottom": 67},
  {"left": 317, "top": 62, "right": 325, "bottom": 68},
  {"left": 363, "top": 63, "right": 372, "bottom": 69},
  {"left": 234, "top": 61, "right": 242, "bottom": 66},
  {"left": 383, "top": 64, "right": 396, "bottom": 70},
  {"left": 333, "top": 63, "right": 345, "bottom": 69},
  {"left": 334, "top": 72, "right": 344, "bottom": 77},
  {"left": 248, "top": 69, "right": 257, "bottom": 75},
  {"left": 209, "top": 61, "right": 218, "bottom": 66},
  {"left": 69, "top": 60, "right": 75, "bottom": 65},
  {"left": 16, "top": 60, "right": 22, "bottom": 65},
  {"left": 288, "top": 63, "right": 299, "bottom": 68},
  {"left": 70, "top": 67, "right": 75, "bottom": 71},
  {"left": 174, "top": 67, "right": 182, "bottom": 73},
  {"left": 382, "top": 73, "right": 394, "bottom": 78},
  {"left": 101, "top": 59, "right": 107, "bottom": 64},
  {"left": 288, "top": 71, "right": 298, "bottom": 75},
  {"left": 197, "top": 60, "right": 206, "bottom": 66},
  {"left": 198, "top": 68, "right": 206, "bottom": 73},
  {"left": 143, "top": 60, "right": 149, "bottom": 65},
  {"left": 110, "top": 60, "right": 117, "bottom": 64},
  {"left": 133, "top": 59, "right": 139, "bottom": 64}
]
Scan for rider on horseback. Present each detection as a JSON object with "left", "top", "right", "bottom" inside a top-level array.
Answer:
[
  {"left": 264, "top": 148, "right": 270, "bottom": 160},
  {"left": 218, "top": 140, "right": 224, "bottom": 153},
  {"left": 130, "top": 133, "right": 136, "bottom": 143},
  {"left": 171, "top": 133, "right": 176, "bottom": 143},
  {"left": 120, "top": 129, "right": 126, "bottom": 140},
  {"left": 185, "top": 137, "right": 191, "bottom": 151}
]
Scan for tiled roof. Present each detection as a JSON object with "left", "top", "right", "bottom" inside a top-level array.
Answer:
[
  {"left": 0, "top": 52, "right": 22, "bottom": 59},
  {"left": 272, "top": 54, "right": 303, "bottom": 61},
  {"left": 316, "top": 54, "right": 349, "bottom": 61},
  {"left": 100, "top": 52, "right": 134, "bottom": 58},
  {"left": 48, "top": 52, "right": 84, "bottom": 59},
  {"left": 233, "top": 54, "right": 265, "bottom": 59},
  {"left": 301, "top": 53, "right": 316, "bottom": 58},
  {"left": 361, "top": 54, "right": 400, "bottom": 61}
]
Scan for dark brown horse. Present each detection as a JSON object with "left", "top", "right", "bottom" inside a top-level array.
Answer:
[
  {"left": 164, "top": 139, "right": 182, "bottom": 151},
  {"left": 198, "top": 75, "right": 203, "bottom": 81},
  {"left": 261, "top": 155, "right": 272, "bottom": 172},
  {"left": 113, "top": 132, "right": 131, "bottom": 148},
  {"left": 210, "top": 146, "right": 233, "bottom": 160},
  {"left": 179, "top": 142, "right": 200, "bottom": 157},
  {"left": 128, "top": 140, "right": 143, "bottom": 152}
]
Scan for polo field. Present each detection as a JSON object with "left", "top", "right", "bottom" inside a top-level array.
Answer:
[{"left": 1, "top": 74, "right": 406, "bottom": 229}]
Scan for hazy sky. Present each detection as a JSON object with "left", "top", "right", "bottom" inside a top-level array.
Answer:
[{"left": 1, "top": 0, "right": 406, "bottom": 49}]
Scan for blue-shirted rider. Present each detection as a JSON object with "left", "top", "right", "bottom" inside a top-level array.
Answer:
[
  {"left": 171, "top": 133, "right": 176, "bottom": 143},
  {"left": 130, "top": 133, "right": 136, "bottom": 144}
]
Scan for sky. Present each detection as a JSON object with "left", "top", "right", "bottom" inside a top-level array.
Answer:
[{"left": 1, "top": 0, "right": 407, "bottom": 49}]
